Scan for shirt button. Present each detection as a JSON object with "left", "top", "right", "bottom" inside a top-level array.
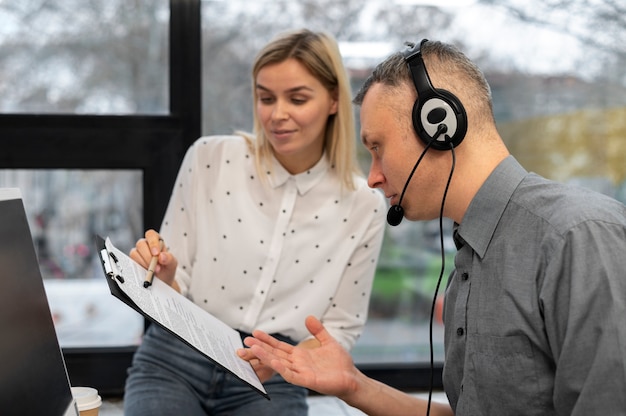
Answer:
[
  {"left": 457, "top": 327, "right": 465, "bottom": 336},
  {"left": 461, "top": 272, "right": 469, "bottom": 281}
]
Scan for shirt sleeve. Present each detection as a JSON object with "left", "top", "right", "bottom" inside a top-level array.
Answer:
[
  {"left": 159, "top": 140, "right": 203, "bottom": 296},
  {"left": 319, "top": 189, "right": 387, "bottom": 350},
  {"left": 541, "top": 219, "right": 626, "bottom": 415}
]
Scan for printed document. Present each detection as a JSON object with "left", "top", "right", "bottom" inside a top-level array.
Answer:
[{"left": 97, "top": 236, "right": 267, "bottom": 398}]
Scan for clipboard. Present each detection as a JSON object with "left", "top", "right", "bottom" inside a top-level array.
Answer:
[{"left": 95, "top": 235, "right": 268, "bottom": 399}]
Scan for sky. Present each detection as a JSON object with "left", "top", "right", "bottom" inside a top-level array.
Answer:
[
  {"left": 446, "top": 2, "right": 586, "bottom": 76},
  {"left": 0, "top": 0, "right": 596, "bottom": 80},
  {"left": 341, "top": 0, "right": 588, "bottom": 77}
]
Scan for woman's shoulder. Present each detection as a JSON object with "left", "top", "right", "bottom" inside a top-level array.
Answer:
[
  {"left": 350, "top": 173, "right": 387, "bottom": 208},
  {"left": 186, "top": 134, "right": 252, "bottom": 158},
  {"left": 182, "top": 135, "right": 252, "bottom": 169},
  {"left": 191, "top": 134, "right": 249, "bottom": 151}
]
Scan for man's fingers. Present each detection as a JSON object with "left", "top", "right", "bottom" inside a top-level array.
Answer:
[
  {"left": 249, "top": 329, "right": 278, "bottom": 345},
  {"left": 237, "top": 347, "right": 254, "bottom": 361},
  {"left": 248, "top": 345, "right": 291, "bottom": 376},
  {"left": 305, "top": 315, "right": 333, "bottom": 345},
  {"left": 245, "top": 335, "right": 292, "bottom": 360},
  {"left": 250, "top": 330, "right": 295, "bottom": 352},
  {"left": 244, "top": 337, "right": 297, "bottom": 376}
]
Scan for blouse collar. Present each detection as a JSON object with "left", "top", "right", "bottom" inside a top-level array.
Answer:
[{"left": 267, "top": 153, "right": 331, "bottom": 195}]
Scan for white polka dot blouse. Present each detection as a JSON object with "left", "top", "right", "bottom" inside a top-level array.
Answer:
[{"left": 159, "top": 135, "right": 387, "bottom": 349}]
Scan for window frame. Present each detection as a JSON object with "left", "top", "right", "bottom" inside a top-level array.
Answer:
[{"left": 0, "top": 0, "right": 201, "bottom": 395}]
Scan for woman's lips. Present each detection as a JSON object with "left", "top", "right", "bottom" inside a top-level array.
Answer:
[{"left": 271, "top": 129, "right": 295, "bottom": 140}]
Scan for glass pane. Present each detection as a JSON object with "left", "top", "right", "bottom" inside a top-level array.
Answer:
[
  {"left": 0, "top": 170, "right": 144, "bottom": 347},
  {"left": 0, "top": 1, "right": 169, "bottom": 114},
  {"left": 201, "top": 0, "right": 626, "bottom": 365}
]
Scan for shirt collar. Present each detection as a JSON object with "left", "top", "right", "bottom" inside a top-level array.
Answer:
[
  {"left": 267, "top": 153, "right": 331, "bottom": 195},
  {"left": 456, "top": 156, "right": 527, "bottom": 258}
]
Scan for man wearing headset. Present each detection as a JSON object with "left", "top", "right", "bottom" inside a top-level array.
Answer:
[{"left": 239, "top": 39, "right": 626, "bottom": 415}]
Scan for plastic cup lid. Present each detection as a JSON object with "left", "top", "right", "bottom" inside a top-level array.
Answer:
[{"left": 71, "top": 387, "right": 102, "bottom": 410}]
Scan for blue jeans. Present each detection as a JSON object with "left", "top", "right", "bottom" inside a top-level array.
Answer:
[{"left": 124, "top": 325, "right": 308, "bottom": 416}]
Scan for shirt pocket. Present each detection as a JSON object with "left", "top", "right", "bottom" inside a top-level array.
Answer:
[{"left": 462, "top": 333, "right": 552, "bottom": 415}]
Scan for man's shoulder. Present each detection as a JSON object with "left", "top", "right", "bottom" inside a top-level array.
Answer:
[{"left": 513, "top": 174, "right": 626, "bottom": 232}]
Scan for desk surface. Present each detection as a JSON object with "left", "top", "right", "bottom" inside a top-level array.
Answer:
[{"left": 100, "top": 392, "right": 449, "bottom": 415}]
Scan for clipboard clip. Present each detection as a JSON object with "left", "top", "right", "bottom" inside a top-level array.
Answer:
[{"left": 100, "top": 248, "right": 125, "bottom": 283}]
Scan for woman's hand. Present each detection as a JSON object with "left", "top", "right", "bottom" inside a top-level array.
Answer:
[{"left": 130, "top": 229, "right": 180, "bottom": 292}]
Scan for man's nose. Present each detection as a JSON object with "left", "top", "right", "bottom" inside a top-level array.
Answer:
[{"left": 367, "top": 160, "right": 384, "bottom": 189}]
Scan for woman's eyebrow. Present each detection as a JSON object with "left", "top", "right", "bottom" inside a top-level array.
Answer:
[{"left": 255, "top": 84, "right": 314, "bottom": 94}]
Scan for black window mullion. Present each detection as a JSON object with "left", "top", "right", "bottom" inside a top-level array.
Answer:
[{"left": 0, "top": 0, "right": 202, "bottom": 395}]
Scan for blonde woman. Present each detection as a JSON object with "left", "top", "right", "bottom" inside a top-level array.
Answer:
[{"left": 124, "top": 29, "right": 386, "bottom": 416}]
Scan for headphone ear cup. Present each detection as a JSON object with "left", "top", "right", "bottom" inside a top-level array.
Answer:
[{"left": 412, "top": 88, "right": 467, "bottom": 151}]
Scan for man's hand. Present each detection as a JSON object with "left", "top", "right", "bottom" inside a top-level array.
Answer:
[
  {"left": 237, "top": 348, "right": 277, "bottom": 383},
  {"left": 238, "top": 316, "right": 359, "bottom": 398}
]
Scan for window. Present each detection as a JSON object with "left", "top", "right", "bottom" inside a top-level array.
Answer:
[
  {"left": 0, "top": 1, "right": 169, "bottom": 114},
  {"left": 0, "top": 169, "right": 144, "bottom": 347},
  {"left": 0, "top": 0, "right": 201, "bottom": 394}
]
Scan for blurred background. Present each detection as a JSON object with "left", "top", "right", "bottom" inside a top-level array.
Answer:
[{"left": 0, "top": 0, "right": 624, "bottom": 370}]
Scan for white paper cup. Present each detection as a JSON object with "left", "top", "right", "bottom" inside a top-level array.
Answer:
[{"left": 71, "top": 387, "right": 102, "bottom": 416}]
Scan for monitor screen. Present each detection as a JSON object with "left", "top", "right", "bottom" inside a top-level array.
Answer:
[
  {"left": 0, "top": 169, "right": 144, "bottom": 348},
  {"left": 0, "top": 189, "right": 78, "bottom": 416}
]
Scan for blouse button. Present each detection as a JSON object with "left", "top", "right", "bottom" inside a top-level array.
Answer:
[
  {"left": 461, "top": 272, "right": 469, "bottom": 281},
  {"left": 456, "top": 327, "right": 465, "bottom": 336}
]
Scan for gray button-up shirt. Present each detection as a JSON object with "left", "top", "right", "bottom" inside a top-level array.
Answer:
[{"left": 443, "top": 156, "right": 626, "bottom": 415}]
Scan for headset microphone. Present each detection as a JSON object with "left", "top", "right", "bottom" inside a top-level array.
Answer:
[
  {"left": 386, "top": 124, "right": 445, "bottom": 227},
  {"left": 386, "top": 204, "right": 404, "bottom": 226}
]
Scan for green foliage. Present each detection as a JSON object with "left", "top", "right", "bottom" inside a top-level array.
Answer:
[{"left": 372, "top": 252, "right": 455, "bottom": 300}]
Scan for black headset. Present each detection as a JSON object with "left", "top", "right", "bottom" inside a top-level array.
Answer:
[
  {"left": 398, "top": 40, "right": 467, "bottom": 416},
  {"left": 401, "top": 39, "right": 467, "bottom": 151}
]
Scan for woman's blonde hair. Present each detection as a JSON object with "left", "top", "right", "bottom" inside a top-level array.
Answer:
[{"left": 242, "top": 28, "right": 361, "bottom": 189}]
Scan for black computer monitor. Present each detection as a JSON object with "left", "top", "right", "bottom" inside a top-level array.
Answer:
[{"left": 0, "top": 189, "right": 78, "bottom": 416}]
